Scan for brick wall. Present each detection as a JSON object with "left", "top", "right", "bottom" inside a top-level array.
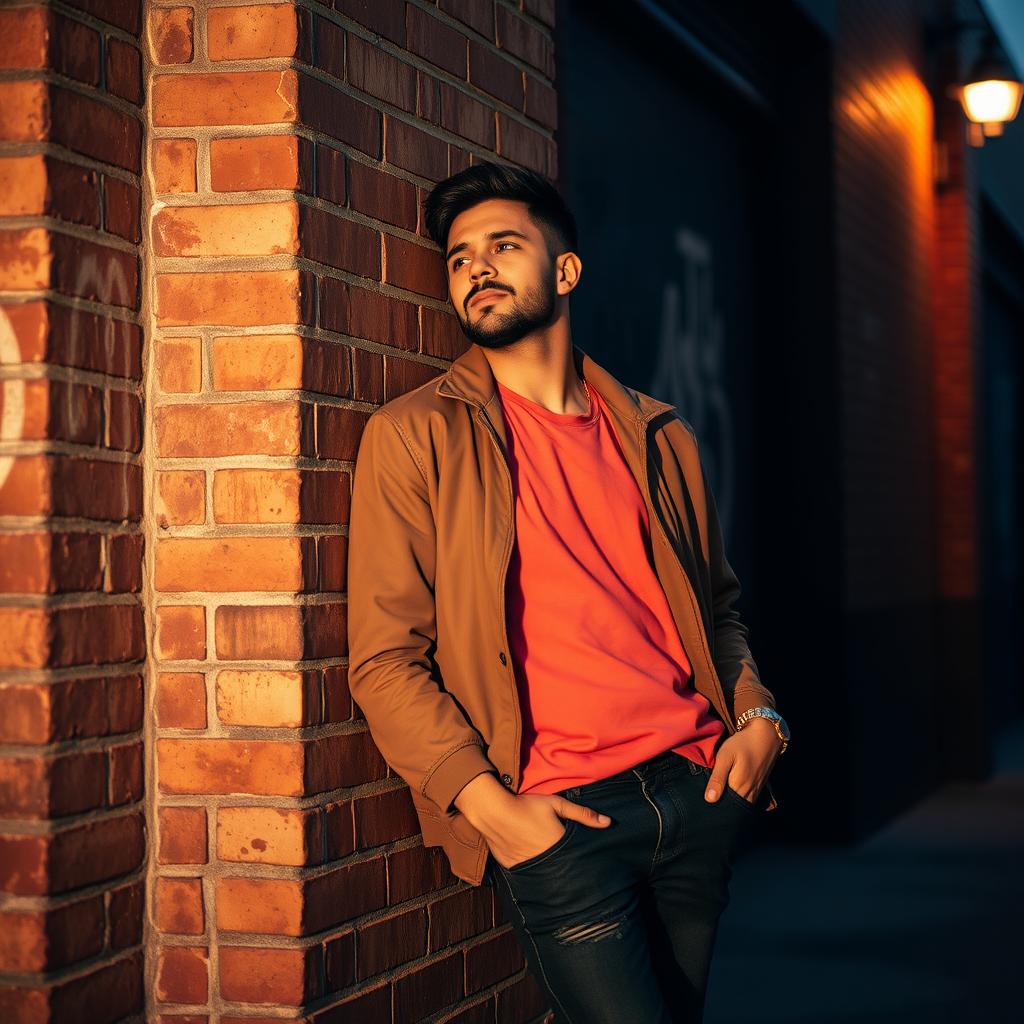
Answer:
[
  {"left": 0, "top": 0, "right": 558, "bottom": 1020},
  {"left": 0, "top": 1, "right": 147, "bottom": 1020},
  {"left": 146, "top": 1, "right": 555, "bottom": 1021}
]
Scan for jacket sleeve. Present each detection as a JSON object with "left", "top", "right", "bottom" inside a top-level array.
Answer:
[
  {"left": 347, "top": 410, "right": 497, "bottom": 814},
  {"left": 700, "top": 450, "right": 778, "bottom": 723}
]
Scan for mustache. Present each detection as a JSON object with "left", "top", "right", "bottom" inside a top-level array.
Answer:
[{"left": 467, "top": 284, "right": 513, "bottom": 307}]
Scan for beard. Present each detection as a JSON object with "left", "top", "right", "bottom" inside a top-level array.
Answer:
[{"left": 457, "top": 269, "right": 558, "bottom": 350}]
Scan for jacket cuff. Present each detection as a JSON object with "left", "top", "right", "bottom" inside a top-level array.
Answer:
[
  {"left": 730, "top": 687, "right": 777, "bottom": 724},
  {"left": 422, "top": 742, "right": 497, "bottom": 815}
]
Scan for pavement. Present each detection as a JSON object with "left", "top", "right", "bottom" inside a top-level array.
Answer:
[{"left": 706, "top": 720, "right": 1024, "bottom": 1023}]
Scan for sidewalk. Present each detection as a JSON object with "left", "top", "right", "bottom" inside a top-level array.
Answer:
[{"left": 706, "top": 721, "right": 1024, "bottom": 1023}]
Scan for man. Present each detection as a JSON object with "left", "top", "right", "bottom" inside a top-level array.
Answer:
[{"left": 347, "top": 161, "right": 790, "bottom": 1022}]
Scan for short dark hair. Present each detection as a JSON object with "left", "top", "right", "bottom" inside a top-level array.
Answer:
[{"left": 423, "top": 161, "right": 578, "bottom": 260}]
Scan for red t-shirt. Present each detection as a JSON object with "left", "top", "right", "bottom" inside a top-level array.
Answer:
[{"left": 496, "top": 377, "right": 726, "bottom": 794}]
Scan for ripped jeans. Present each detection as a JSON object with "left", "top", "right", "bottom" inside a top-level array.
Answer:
[{"left": 484, "top": 747, "right": 763, "bottom": 1024}]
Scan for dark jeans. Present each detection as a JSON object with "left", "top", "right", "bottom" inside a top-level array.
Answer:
[{"left": 484, "top": 748, "right": 764, "bottom": 1024}]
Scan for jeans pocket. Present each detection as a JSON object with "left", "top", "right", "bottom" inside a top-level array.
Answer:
[
  {"left": 505, "top": 819, "right": 578, "bottom": 873},
  {"left": 723, "top": 783, "right": 756, "bottom": 810}
]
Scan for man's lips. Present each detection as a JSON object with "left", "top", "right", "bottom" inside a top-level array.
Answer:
[{"left": 469, "top": 288, "right": 509, "bottom": 308}]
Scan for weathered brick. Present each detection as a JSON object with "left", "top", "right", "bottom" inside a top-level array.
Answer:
[
  {"left": 216, "top": 668, "right": 316, "bottom": 726},
  {"left": 217, "top": 804, "right": 322, "bottom": 865},
  {"left": 153, "top": 70, "right": 298, "bottom": 126},
  {"left": 385, "top": 117, "right": 448, "bottom": 181},
  {"left": 466, "top": 929, "right": 524, "bottom": 993},
  {"left": 154, "top": 201, "right": 299, "bottom": 258},
  {"left": 154, "top": 877, "right": 205, "bottom": 935},
  {"left": 439, "top": 81, "right": 496, "bottom": 146},
  {"left": 440, "top": 0, "right": 495, "bottom": 39},
  {"left": 220, "top": 945, "right": 319, "bottom": 1005},
  {"left": 155, "top": 605, "right": 206, "bottom": 661},
  {"left": 210, "top": 135, "right": 312, "bottom": 192},
  {"left": 158, "top": 806, "right": 208, "bottom": 865},
  {"left": 0, "top": 155, "right": 100, "bottom": 226},
  {"left": 156, "top": 470, "right": 206, "bottom": 528},
  {"left": 497, "top": 111, "right": 551, "bottom": 174},
  {"left": 0, "top": 750, "right": 106, "bottom": 818},
  {"left": 353, "top": 786, "right": 419, "bottom": 848},
  {"left": 108, "top": 740, "right": 143, "bottom": 805},
  {"left": 156, "top": 672, "right": 207, "bottom": 729},
  {"left": 151, "top": 138, "right": 197, "bottom": 193},
  {"left": 300, "top": 205, "right": 381, "bottom": 278},
  {"left": 155, "top": 945, "right": 208, "bottom": 1003},
  {"left": 428, "top": 886, "right": 492, "bottom": 952},
  {"left": 157, "top": 738, "right": 306, "bottom": 796},
  {"left": 155, "top": 536, "right": 315, "bottom": 592},
  {"left": 155, "top": 401, "right": 311, "bottom": 458},
  {"left": 394, "top": 951, "right": 464, "bottom": 1022},
  {"left": 212, "top": 467, "right": 348, "bottom": 524},
  {"left": 208, "top": 4, "right": 303, "bottom": 61},
  {"left": 150, "top": 7, "right": 194, "bottom": 65},
  {"left": 156, "top": 336, "right": 202, "bottom": 393},
  {"left": 156, "top": 269, "right": 314, "bottom": 328},
  {"left": 0, "top": 897, "right": 104, "bottom": 972},
  {"left": 300, "top": 75, "right": 382, "bottom": 157}
]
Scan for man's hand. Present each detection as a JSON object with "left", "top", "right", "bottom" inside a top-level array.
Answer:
[
  {"left": 705, "top": 718, "right": 782, "bottom": 804},
  {"left": 454, "top": 772, "right": 611, "bottom": 869}
]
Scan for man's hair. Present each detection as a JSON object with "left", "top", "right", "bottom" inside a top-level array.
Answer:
[{"left": 423, "top": 161, "right": 578, "bottom": 260}]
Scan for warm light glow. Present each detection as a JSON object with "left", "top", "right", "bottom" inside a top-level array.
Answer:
[{"left": 958, "top": 78, "right": 1023, "bottom": 124}]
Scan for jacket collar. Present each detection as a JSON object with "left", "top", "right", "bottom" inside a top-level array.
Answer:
[{"left": 434, "top": 342, "right": 675, "bottom": 425}]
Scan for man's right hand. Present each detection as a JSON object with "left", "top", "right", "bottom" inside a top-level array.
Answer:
[{"left": 453, "top": 772, "right": 612, "bottom": 870}]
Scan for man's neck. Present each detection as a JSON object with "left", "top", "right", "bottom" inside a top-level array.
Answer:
[{"left": 478, "top": 333, "right": 588, "bottom": 416}]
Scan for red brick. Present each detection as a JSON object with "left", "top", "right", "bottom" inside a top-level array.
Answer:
[
  {"left": 219, "top": 945, "right": 319, "bottom": 1005},
  {"left": 0, "top": 897, "right": 104, "bottom": 972},
  {"left": 385, "top": 117, "right": 448, "bottom": 181},
  {"left": 441, "top": 0, "right": 495, "bottom": 39},
  {"left": 316, "top": 15, "right": 345, "bottom": 79},
  {"left": 155, "top": 877, "right": 205, "bottom": 935},
  {"left": 496, "top": 5, "right": 555, "bottom": 77},
  {"left": 156, "top": 337, "right": 202, "bottom": 394},
  {"left": 51, "top": 84, "right": 143, "bottom": 173},
  {"left": 348, "top": 160, "right": 417, "bottom": 229},
  {"left": 353, "top": 786, "right": 419, "bottom": 847},
  {"left": 64, "top": 0, "right": 141, "bottom": 34},
  {"left": 393, "top": 951, "right": 463, "bottom": 1022},
  {"left": 217, "top": 804, "right": 322, "bottom": 865},
  {"left": 466, "top": 928, "right": 524, "bottom": 993},
  {"left": 156, "top": 269, "right": 314, "bottom": 328},
  {"left": 103, "top": 177, "right": 141, "bottom": 243},
  {"left": 469, "top": 41, "right": 524, "bottom": 109},
  {"left": 347, "top": 31, "right": 415, "bottom": 111},
  {"left": 497, "top": 112, "right": 551, "bottom": 174},
  {"left": 150, "top": 7, "right": 194, "bottom": 65},
  {"left": 106, "top": 37, "right": 142, "bottom": 105},
  {"left": 335, "top": 0, "right": 404, "bottom": 45},
  {"left": 357, "top": 907, "right": 426, "bottom": 980},
  {"left": 105, "top": 532, "right": 144, "bottom": 593},
  {"left": 525, "top": 74, "right": 558, "bottom": 129},
  {"left": 152, "top": 138, "right": 197, "bottom": 193},
  {"left": 50, "top": 11, "right": 102, "bottom": 85},
  {"left": 154, "top": 202, "right": 299, "bottom": 258},
  {"left": 155, "top": 401, "right": 311, "bottom": 458},
  {"left": 153, "top": 70, "right": 298, "bottom": 126},
  {"left": 407, "top": 5, "right": 467, "bottom": 77},
  {"left": 0, "top": 750, "right": 105, "bottom": 818},
  {"left": 158, "top": 806, "right": 208, "bottom": 865},
  {"left": 157, "top": 738, "right": 306, "bottom": 796},
  {"left": 210, "top": 135, "right": 312, "bottom": 192},
  {"left": 157, "top": 672, "right": 207, "bottom": 729},
  {"left": 300, "top": 75, "right": 382, "bottom": 158},
  {"left": 300, "top": 205, "right": 381, "bottom": 278},
  {"left": 155, "top": 605, "right": 206, "bottom": 661},
  {"left": 155, "top": 536, "right": 315, "bottom": 593},
  {"left": 440, "top": 81, "right": 496, "bottom": 146},
  {"left": 383, "top": 233, "right": 448, "bottom": 299},
  {"left": 155, "top": 945, "right": 208, "bottom": 1003},
  {"left": 107, "top": 740, "right": 143, "bottom": 805},
  {"left": 208, "top": 4, "right": 303, "bottom": 61},
  {"left": 428, "top": 887, "right": 492, "bottom": 952}
]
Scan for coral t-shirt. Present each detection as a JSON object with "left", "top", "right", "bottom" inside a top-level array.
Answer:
[{"left": 495, "top": 377, "right": 726, "bottom": 795}]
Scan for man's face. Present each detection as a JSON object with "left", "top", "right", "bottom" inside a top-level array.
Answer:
[{"left": 444, "top": 198, "right": 559, "bottom": 349}]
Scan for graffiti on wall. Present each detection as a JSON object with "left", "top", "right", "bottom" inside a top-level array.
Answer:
[{"left": 649, "top": 227, "right": 735, "bottom": 541}]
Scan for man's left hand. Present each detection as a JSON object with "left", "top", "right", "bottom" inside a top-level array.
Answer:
[{"left": 705, "top": 718, "right": 782, "bottom": 804}]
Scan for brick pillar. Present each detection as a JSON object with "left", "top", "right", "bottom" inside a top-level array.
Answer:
[
  {"left": 147, "top": 1, "right": 556, "bottom": 1020},
  {"left": 930, "top": 41, "right": 986, "bottom": 779},
  {"left": 0, "top": 1, "right": 147, "bottom": 1020}
]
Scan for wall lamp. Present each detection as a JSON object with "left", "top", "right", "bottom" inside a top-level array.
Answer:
[{"left": 928, "top": 18, "right": 1023, "bottom": 148}]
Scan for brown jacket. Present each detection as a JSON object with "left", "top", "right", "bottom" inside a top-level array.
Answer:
[{"left": 347, "top": 342, "right": 778, "bottom": 886}]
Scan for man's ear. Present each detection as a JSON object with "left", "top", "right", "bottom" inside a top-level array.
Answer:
[{"left": 555, "top": 252, "right": 582, "bottom": 296}]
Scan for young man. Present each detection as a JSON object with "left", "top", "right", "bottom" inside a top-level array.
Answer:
[{"left": 347, "top": 162, "right": 790, "bottom": 1022}]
